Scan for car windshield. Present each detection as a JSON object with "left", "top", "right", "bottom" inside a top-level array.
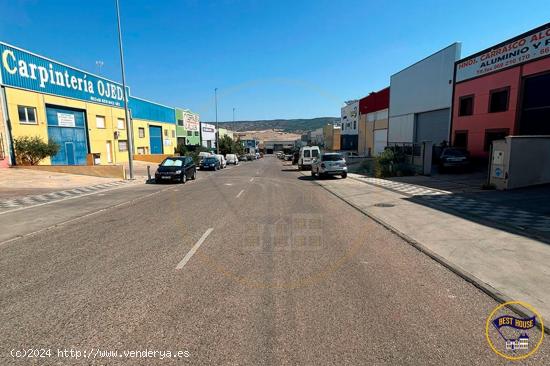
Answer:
[
  {"left": 160, "top": 158, "right": 183, "bottom": 167},
  {"left": 204, "top": 157, "right": 217, "bottom": 163},
  {"left": 322, "top": 154, "right": 343, "bottom": 161}
]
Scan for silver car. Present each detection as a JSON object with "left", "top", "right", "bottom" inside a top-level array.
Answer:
[{"left": 311, "top": 153, "right": 347, "bottom": 178}]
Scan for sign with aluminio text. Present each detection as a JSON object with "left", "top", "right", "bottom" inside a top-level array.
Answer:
[
  {"left": 0, "top": 42, "right": 129, "bottom": 107},
  {"left": 456, "top": 25, "right": 550, "bottom": 82}
]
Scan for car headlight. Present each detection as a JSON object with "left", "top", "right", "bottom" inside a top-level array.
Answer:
[{"left": 175, "top": 170, "right": 182, "bottom": 174}]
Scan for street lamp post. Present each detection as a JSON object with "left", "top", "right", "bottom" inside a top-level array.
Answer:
[
  {"left": 115, "top": 0, "right": 134, "bottom": 179},
  {"left": 215, "top": 88, "right": 219, "bottom": 154}
]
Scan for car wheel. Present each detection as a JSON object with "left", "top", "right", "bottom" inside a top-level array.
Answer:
[
  {"left": 181, "top": 173, "right": 187, "bottom": 184},
  {"left": 341, "top": 172, "right": 347, "bottom": 179},
  {"left": 191, "top": 169, "right": 196, "bottom": 180}
]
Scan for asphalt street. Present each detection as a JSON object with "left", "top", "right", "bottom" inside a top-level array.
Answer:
[{"left": 1, "top": 157, "right": 548, "bottom": 365}]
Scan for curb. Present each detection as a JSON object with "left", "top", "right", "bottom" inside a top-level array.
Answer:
[{"left": 303, "top": 170, "right": 548, "bottom": 335}]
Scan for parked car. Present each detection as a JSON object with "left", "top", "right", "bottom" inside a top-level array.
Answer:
[
  {"left": 438, "top": 148, "right": 470, "bottom": 172},
  {"left": 226, "top": 153, "right": 239, "bottom": 165},
  {"left": 255, "top": 152, "right": 260, "bottom": 159},
  {"left": 298, "top": 146, "right": 321, "bottom": 170},
  {"left": 284, "top": 153, "right": 293, "bottom": 161},
  {"left": 276, "top": 151, "right": 284, "bottom": 159},
  {"left": 155, "top": 156, "right": 196, "bottom": 183},
  {"left": 214, "top": 154, "right": 227, "bottom": 168},
  {"left": 199, "top": 156, "right": 221, "bottom": 170},
  {"left": 238, "top": 154, "right": 248, "bottom": 161},
  {"left": 311, "top": 153, "right": 347, "bottom": 179},
  {"left": 198, "top": 151, "right": 212, "bottom": 162}
]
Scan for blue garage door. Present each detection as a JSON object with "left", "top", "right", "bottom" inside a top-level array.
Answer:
[
  {"left": 46, "top": 106, "right": 88, "bottom": 165},
  {"left": 149, "top": 125, "right": 163, "bottom": 154}
]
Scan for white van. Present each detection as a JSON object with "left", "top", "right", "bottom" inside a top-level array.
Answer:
[
  {"left": 198, "top": 151, "right": 212, "bottom": 162},
  {"left": 214, "top": 154, "right": 227, "bottom": 168},
  {"left": 298, "top": 146, "right": 320, "bottom": 170}
]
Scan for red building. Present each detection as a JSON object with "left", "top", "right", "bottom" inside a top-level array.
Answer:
[{"left": 451, "top": 23, "right": 550, "bottom": 158}]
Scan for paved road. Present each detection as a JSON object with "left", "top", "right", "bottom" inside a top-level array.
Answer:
[{"left": 1, "top": 157, "right": 548, "bottom": 365}]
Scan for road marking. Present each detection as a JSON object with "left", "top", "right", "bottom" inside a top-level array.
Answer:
[
  {"left": 249, "top": 177, "right": 254, "bottom": 182},
  {"left": 236, "top": 189, "right": 245, "bottom": 198},
  {"left": 176, "top": 228, "right": 214, "bottom": 270}
]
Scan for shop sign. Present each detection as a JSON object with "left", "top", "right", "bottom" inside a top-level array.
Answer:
[
  {"left": 0, "top": 42, "right": 129, "bottom": 107},
  {"left": 184, "top": 112, "right": 199, "bottom": 131},
  {"left": 456, "top": 26, "right": 550, "bottom": 82},
  {"left": 57, "top": 113, "right": 75, "bottom": 127}
]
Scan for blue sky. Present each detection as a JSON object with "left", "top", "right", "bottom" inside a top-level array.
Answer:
[{"left": 0, "top": 0, "right": 548, "bottom": 121}]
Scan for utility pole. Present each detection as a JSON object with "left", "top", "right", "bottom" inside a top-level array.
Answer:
[
  {"left": 215, "top": 88, "right": 219, "bottom": 154},
  {"left": 115, "top": 0, "right": 134, "bottom": 179}
]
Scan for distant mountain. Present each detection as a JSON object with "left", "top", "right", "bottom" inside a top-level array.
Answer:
[{"left": 205, "top": 117, "right": 339, "bottom": 133}]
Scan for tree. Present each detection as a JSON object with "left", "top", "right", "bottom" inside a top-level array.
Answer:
[
  {"left": 13, "top": 136, "right": 60, "bottom": 165},
  {"left": 218, "top": 135, "right": 234, "bottom": 155}
]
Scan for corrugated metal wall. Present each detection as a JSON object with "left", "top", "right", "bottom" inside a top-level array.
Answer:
[{"left": 129, "top": 97, "right": 176, "bottom": 124}]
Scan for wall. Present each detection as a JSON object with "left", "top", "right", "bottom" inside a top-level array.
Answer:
[
  {"left": 5, "top": 87, "right": 130, "bottom": 165},
  {"left": 452, "top": 67, "right": 520, "bottom": 157},
  {"left": 0, "top": 88, "right": 10, "bottom": 167},
  {"left": 389, "top": 43, "right": 461, "bottom": 144},
  {"left": 16, "top": 164, "right": 126, "bottom": 179},
  {"left": 201, "top": 123, "right": 216, "bottom": 148}
]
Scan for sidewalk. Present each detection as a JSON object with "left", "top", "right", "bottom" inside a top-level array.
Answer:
[
  {"left": 305, "top": 172, "right": 550, "bottom": 324},
  {"left": 0, "top": 168, "right": 123, "bottom": 200}
]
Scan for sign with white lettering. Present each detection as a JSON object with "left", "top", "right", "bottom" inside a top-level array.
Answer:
[
  {"left": 456, "top": 26, "right": 550, "bottom": 82},
  {"left": 0, "top": 42, "right": 129, "bottom": 107},
  {"left": 57, "top": 113, "right": 75, "bottom": 127}
]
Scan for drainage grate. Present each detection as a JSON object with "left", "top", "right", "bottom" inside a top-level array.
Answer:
[{"left": 374, "top": 203, "right": 395, "bottom": 208}]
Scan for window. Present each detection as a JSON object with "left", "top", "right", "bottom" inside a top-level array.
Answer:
[
  {"left": 117, "top": 118, "right": 125, "bottom": 129},
  {"left": 489, "top": 87, "right": 509, "bottom": 113},
  {"left": 187, "top": 130, "right": 192, "bottom": 136},
  {"left": 96, "top": 116, "right": 106, "bottom": 129},
  {"left": 177, "top": 119, "right": 184, "bottom": 126},
  {"left": 138, "top": 127, "right": 145, "bottom": 138},
  {"left": 353, "top": 121, "right": 356, "bottom": 130},
  {"left": 304, "top": 150, "right": 311, "bottom": 158},
  {"left": 312, "top": 149, "right": 319, "bottom": 157},
  {"left": 454, "top": 131, "right": 468, "bottom": 149},
  {"left": 195, "top": 131, "right": 199, "bottom": 136},
  {"left": 118, "top": 140, "right": 128, "bottom": 152},
  {"left": 164, "top": 129, "right": 168, "bottom": 137},
  {"left": 18, "top": 106, "right": 37, "bottom": 124},
  {"left": 484, "top": 129, "right": 509, "bottom": 151},
  {"left": 458, "top": 95, "right": 474, "bottom": 116},
  {"left": 171, "top": 130, "right": 176, "bottom": 138}
]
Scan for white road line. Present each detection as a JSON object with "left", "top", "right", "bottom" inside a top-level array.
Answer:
[
  {"left": 249, "top": 177, "right": 254, "bottom": 182},
  {"left": 236, "top": 189, "right": 245, "bottom": 198},
  {"left": 176, "top": 228, "right": 214, "bottom": 270}
]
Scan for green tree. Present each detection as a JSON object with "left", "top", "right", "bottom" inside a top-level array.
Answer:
[
  {"left": 13, "top": 136, "right": 60, "bottom": 165},
  {"left": 218, "top": 135, "right": 234, "bottom": 155}
]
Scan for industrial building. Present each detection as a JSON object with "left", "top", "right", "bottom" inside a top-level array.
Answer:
[
  {"left": 0, "top": 41, "right": 196, "bottom": 167},
  {"left": 388, "top": 43, "right": 461, "bottom": 147},
  {"left": 358, "top": 87, "right": 389, "bottom": 156},
  {"left": 200, "top": 123, "right": 217, "bottom": 150},
  {"left": 176, "top": 108, "right": 200, "bottom": 147},
  {"left": 340, "top": 100, "right": 359, "bottom": 150},
  {"left": 451, "top": 23, "right": 550, "bottom": 158}
]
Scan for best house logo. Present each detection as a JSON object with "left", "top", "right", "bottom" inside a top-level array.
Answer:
[
  {"left": 0, "top": 43, "right": 128, "bottom": 107},
  {"left": 486, "top": 301, "right": 544, "bottom": 360}
]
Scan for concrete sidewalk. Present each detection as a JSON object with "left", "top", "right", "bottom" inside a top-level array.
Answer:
[
  {"left": 306, "top": 172, "right": 550, "bottom": 324},
  {"left": 0, "top": 168, "right": 122, "bottom": 200}
]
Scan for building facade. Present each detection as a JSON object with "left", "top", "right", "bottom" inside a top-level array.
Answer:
[
  {"left": 323, "top": 124, "right": 341, "bottom": 151},
  {"left": 0, "top": 41, "right": 194, "bottom": 167},
  {"left": 358, "top": 87, "right": 389, "bottom": 156},
  {"left": 340, "top": 100, "right": 359, "bottom": 150},
  {"left": 451, "top": 23, "right": 550, "bottom": 158},
  {"left": 388, "top": 43, "right": 461, "bottom": 147},
  {"left": 176, "top": 108, "right": 200, "bottom": 147},
  {"left": 201, "top": 122, "right": 216, "bottom": 150}
]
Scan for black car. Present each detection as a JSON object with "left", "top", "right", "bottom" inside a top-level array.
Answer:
[
  {"left": 155, "top": 157, "right": 196, "bottom": 183},
  {"left": 199, "top": 156, "right": 221, "bottom": 170},
  {"left": 438, "top": 148, "right": 470, "bottom": 172}
]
